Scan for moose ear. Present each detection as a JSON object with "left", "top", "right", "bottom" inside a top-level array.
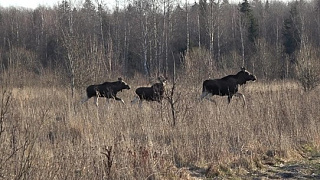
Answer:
[
  {"left": 118, "top": 77, "right": 123, "bottom": 82},
  {"left": 158, "top": 76, "right": 166, "bottom": 83},
  {"left": 241, "top": 67, "right": 246, "bottom": 71}
]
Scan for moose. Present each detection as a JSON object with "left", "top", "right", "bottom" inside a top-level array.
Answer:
[
  {"left": 200, "top": 67, "right": 256, "bottom": 105},
  {"left": 82, "top": 77, "right": 130, "bottom": 106},
  {"left": 131, "top": 76, "right": 167, "bottom": 106}
]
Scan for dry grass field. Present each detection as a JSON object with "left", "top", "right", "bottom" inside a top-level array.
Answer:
[{"left": 1, "top": 78, "right": 320, "bottom": 179}]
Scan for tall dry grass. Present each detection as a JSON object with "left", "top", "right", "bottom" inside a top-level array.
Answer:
[{"left": 1, "top": 78, "right": 319, "bottom": 179}]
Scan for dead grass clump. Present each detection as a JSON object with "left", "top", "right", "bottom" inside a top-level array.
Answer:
[
  {"left": 1, "top": 76, "right": 320, "bottom": 179},
  {"left": 206, "top": 164, "right": 234, "bottom": 178}
]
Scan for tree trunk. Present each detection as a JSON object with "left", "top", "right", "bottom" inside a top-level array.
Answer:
[
  {"left": 186, "top": 0, "right": 190, "bottom": 52},
  {"left": 239, "top": 15, "right": 245, "bottom": 67},
  {"left": 141, "top": 3, "right": 149, "bottom": 77}
]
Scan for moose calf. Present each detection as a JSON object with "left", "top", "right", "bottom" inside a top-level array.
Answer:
[{"left": 82, "top": 77, "right": 130, "bottom": 106}]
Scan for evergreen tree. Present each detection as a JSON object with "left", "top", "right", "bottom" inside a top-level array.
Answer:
[
  {"left": 239, "top": 0, "right": 259, "bottom": 43},
  {"left": 282, "top": 2, "right": 301, "bottom": 59},
  {"left": 199, "top": 0, "right": 209, "bottom": 48}
]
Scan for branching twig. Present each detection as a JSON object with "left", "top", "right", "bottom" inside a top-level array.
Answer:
[
  {"left": 165, "top": 52, "right": 182, "bottom": 127},
  {"left": 101, "top": 145, "right": 113, "bottom": 177},
  {"left": 0, "top": 87, "right": 12, "bottom": 136}
]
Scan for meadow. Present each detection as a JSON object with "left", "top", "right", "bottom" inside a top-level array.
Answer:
[{"left": 1, "top": 76, "right": 319, "bottom": 179}]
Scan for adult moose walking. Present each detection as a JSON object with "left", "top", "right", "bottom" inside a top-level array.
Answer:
[
  {"left": 201, "top": 67, "right": 256, "bottom": 106},
  {"left": 82, "top": 77, "right": 131, "bottom": 106},
  {"left": 131, "top": 76, "right": 167, "bottom": 107}
]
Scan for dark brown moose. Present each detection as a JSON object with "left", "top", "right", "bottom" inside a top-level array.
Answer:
[
  {"left": 201, "top": 67, "right": 256, "bottom": 105},
  {"left": 131, "top": 76, "right": 167, "bottom": 107},
  {"left": 82, "top": 77, "right": 130, "bottom": 106}
]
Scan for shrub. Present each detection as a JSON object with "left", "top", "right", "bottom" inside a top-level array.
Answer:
[
  {"left": 296, "top": 46, "right": 320, "bottom": 92},
  {"left": 297, "top": 65, "right": 320, "bottom": 91}
]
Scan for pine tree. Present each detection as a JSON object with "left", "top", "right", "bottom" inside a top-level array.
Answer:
[
  {"left": 199, "top": 0, "right": 209, "bottom": 48},
  {"left": 282, "top": 2, "right": 301, "bottom": 58},
  {"left": 239, "top": 0, "right": 259, "bottom": 43}
]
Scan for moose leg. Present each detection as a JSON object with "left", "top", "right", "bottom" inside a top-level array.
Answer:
[
  {"left": 233, "top": 93, "right": 246, "bottom": 106},
  {"left": 200, "top": 91, "right": 209, "bottom": 100},
  {"left": 202, "top": 93, "right": 217, "bottom": 104},
  {"left": 106, "top": 98, "right": 110, "bottom": 105},
  {"left": 228, "top": 95, "right": 233, "bottom": 103},
  {"left": 94, "top": 96, "right": 99, "bottom": 106},
  {"left": 131, "top": 96, "right": 140, "bottom": 104},
  {"left": 138, "top": 100, "right": 143, "bottom": 108},
  {"left": 131, "top": 97, "right": 143, "bottom": 108},
  {"left": 81, "top": 96, "right": 89, "bottom": 104},
  {"left": 115, "top": 97, "right": 125, "bottom": 104}
]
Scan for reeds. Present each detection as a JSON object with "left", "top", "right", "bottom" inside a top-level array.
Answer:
[{"left": 0, "top": 79, "right": 319, "bottom": 179}]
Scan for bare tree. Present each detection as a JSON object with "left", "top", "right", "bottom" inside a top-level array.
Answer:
[
  {"left": 137, "top": 0, "right": 151, "bottom": 77},
  {"left": 186, "top": 0, "right": 190, "bottom": 52}
]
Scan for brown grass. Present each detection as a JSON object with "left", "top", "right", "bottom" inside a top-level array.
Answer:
[{"left": 1, "top": 78, "right": 320, "bottom": 179}]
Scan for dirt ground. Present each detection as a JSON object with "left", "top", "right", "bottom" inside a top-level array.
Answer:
[
  {"left": 243, "top": 156, "right": 320, "bottom": 180},
  {"left": 183, "top": 152, "right": 320, "bottom": 179}
]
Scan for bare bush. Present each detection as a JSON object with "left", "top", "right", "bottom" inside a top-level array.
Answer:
[
  {"left": 296, "top": 64, "right": 320, "bottom": 91},
  {"left": 183, "top": 48, "right": 218, "bottom": 83},
  {"left": 0, "top": 85, "right": 11, "bottom": 137},
  {"left": 296, "top": 46, "right": 320, "bottom": 91},
  {"left": 0, "top": 77, "right": 319, "bottom": 179}
]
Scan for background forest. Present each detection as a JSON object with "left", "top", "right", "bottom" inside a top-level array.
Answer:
[
  {"left": 0, "top": 0, "right": 319, "bottom": 89},
  {"left": 1, "top": 0, "right": 320, "bottom": 179}
]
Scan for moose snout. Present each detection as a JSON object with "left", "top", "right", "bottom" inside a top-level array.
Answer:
[{"left": 252, "top": 75, "right": 257, "bottom": 81}]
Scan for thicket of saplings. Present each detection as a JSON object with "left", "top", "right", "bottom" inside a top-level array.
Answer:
[{"left": 1, "top": 60, "right": 319, "bottom": 179}]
